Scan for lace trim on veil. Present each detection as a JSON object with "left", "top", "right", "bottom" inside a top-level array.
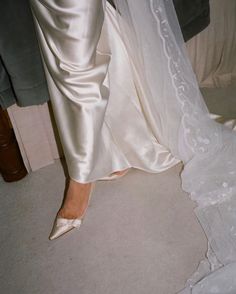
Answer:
[{"left": 151, "top": 0, "right": 236, "bottom": 207}]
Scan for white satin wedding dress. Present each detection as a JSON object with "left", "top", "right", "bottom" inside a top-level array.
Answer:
[{"left": 30, "top": 0, "right": 236, "bottom": 293}]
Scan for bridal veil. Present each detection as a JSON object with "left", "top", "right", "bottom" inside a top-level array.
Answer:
[{"left": 114, "top": 1, "right": 236, "bottom": 292}]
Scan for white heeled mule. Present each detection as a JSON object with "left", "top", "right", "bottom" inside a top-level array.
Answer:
[{"left": 49, "top": 182, "right": 95, "bottom": 240}]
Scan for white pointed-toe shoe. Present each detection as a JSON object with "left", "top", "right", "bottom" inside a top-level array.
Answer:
[{"left": 49, "top": 182, "right": 95, "bottom": 240}]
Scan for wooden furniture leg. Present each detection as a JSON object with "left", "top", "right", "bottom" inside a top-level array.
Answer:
[{"left": 0, "top": 106, "right": 27, "bottom": 182}]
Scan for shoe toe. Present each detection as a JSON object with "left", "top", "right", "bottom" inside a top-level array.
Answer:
[{"left": 49, "top": 218, "right": 82, "bottom": 240}]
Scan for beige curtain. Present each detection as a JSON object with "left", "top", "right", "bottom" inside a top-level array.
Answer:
[{"left": 186, "top": 0, "right": 236, "bottom": 88}]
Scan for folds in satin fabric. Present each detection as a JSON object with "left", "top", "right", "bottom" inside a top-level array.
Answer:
[
  {"left": 30, "top": 0, "right": 110, "bottom": 181},
  {"left": 30, "top": 0, "right": 179, "bottom": 182}
]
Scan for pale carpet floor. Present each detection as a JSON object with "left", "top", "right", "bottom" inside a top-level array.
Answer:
[
  {"left": 1, "top": 86, "right": 235, "bottom": 294},
  {"left": 0, "top": 161, "right": 206, "bottom": 294}
]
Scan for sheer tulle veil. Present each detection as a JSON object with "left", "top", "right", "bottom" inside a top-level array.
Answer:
[{"left": 114, "top": 0, "right": 236, "bottom": 292}]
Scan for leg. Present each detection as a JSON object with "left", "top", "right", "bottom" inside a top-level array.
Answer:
[
  {"left": 30, "top": 0, "right": 106, "bottom": 220},
  {"left": 58, "top": 179, "right": 93, "bottom": 219},
  {"left": 30, "top": 0, "right": 109, "bottom": 182}
]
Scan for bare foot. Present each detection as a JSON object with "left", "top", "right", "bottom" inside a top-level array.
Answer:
[{"left": 57, "top": 180, "right": 93, "bottom": 219}]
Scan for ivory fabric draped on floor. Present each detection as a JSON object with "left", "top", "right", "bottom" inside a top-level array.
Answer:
[
  {"left": 30, "top": 0, "right": 179, "bottom": 183},
  {"left": 30, "top": 0, "right": 236, "bottom": 293}
]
